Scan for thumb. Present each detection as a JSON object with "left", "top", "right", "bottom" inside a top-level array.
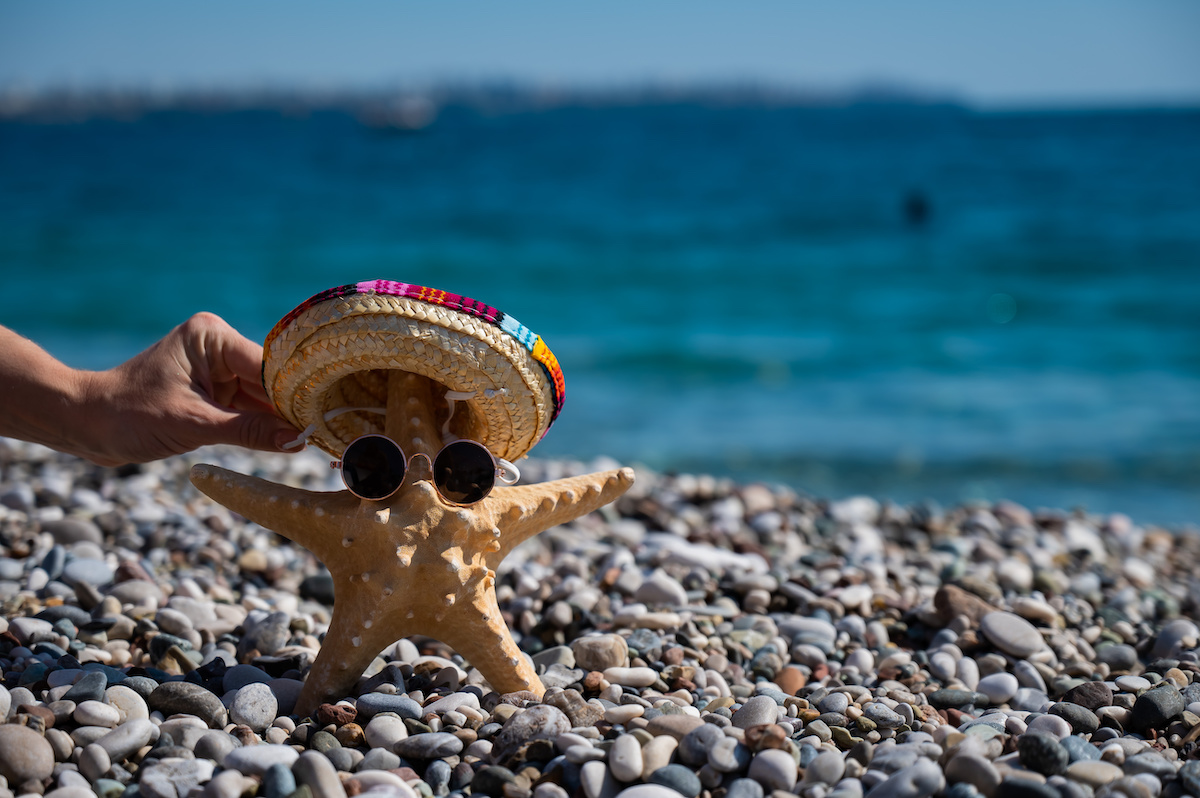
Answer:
[{"left": 212, "top": 409, "right": 303, "bottom": 454}]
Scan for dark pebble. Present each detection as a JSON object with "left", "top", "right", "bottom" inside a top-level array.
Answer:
[
  {"left": 147, "top": 681, "right": 228, "bottom": 728},
  {"left": 357, "top": 749, "right": 401, "bottom": 772},
  {"left": 995, "top": 779, "right": 1062, "bottom": 798},
  {"left": 1095, "top": 644, "right": 1139, "bottom": 672},
  {"left": 34, "top": 642, "right": 68, "bottom": 659},
  {"left": 1060, "top": 681, "right": 1112, "bottom": 711},
  {"left": 678, "top": 723, "right": 724, "bottom": 766},
  {"left": 426, "top": 759, "right": 452, "bottom": 795},
  {"left": 121, "top": 676, "right": 158, "bottom": 699},
  {"left": 1017, "top": 732, "right": 1069, "bottom": 776},
  {"left": 450, "top": 762, "right": 475, "bottom": 791},
  {"left": 1130, "top": 684, "right": 1185, "bottom": 733},
  {"left": 930, "top": 689, "right": 986, "bottom": 709},
  {"left": 818, "top": 712, "right": 849, "bottom": 727},
  {"left": 1059, "top": 736, "right": 1100, "bottom": 763},
  {"left": 394, "top": 732, "right": 464, "bottom": 760},
  {"left": 148, "top": 633, "right": 192, "bottom": 661},
  {"left": 1124, "top": 752, "right": 1179, "bottom": 781},
  {"left": 471, "top": 765, "right": 517, "bottom": 797},
  {"left": 299, "top": 574, "right": 336, "bottom": 605},
  {"left": 261, "top": 762, "right": 297, "bottom": 798},
  {"left": 324, "top": 747, "right": 357, "bottom": 773},
  {"left": 725, "top": 778, "right": 765, "bottom": 798},
  {"left": 1048, "top": 703, "right": 1099, "bottom": 735},
  {"left": 355, "top": 692, "right": 422, "bottom": 721},
  {"left": 309, "top": 730, "right": 341, "bottom": 752},
  {"left": 19, "top": 662, "right": 50, "bottom": 687},
  {"left": 648, "top": 764, "right": 702, "bottom": 798},
  {"left": 1178, "top": 760, "right": 1200, "bottom": 798},
  {"left": 40, "top": 546, "right": 66, "bottom": 580},
  {"left": 63, "top": 670, "right": 109, "bottom": 703},
  {"left": 359, "top": 664, "right": 407, "bottom": 694},
  {"left": 944, "top": 785, "right": 982, "bottom": 798},
  {"left": 42, "top": 518, "right": 104, "bottom": 545},
  {"left": 36, "top": 605, "right": 92, "bottom": 628}
]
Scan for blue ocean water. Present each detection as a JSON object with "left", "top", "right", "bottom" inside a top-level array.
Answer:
[{"left": 2, "top": 102, "right": 1199, "bottom": 523}]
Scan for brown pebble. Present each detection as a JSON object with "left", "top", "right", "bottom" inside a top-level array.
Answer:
[
  {"left": 115, "top": 560, "right": 155, "bottom": 583},
  {"left": 645, "top": 714, "right": 705, "bottom": 739},
  {"left": 231, "top": 725, "right": 259, "bottom": 747},
  {"left": 315, "top": 703, "right": 358, "bottom": 727},
  {"left": 582, "top": 672, "right": 606, "bottom": 693},
  {"left": 14, "top": 712, "right": 47, "bottom": 734},
  {"left": 335, "top": 723, "right": 365, "bottom": 747},
  {"left": 18, "top": 704, "right": 56, "bottom": 729},
  {"left": 661, "top": 648, "right": 686, "bottom": 666},
  {"left": 500, "top": 691, "right": 541, "bottom": 706},
  {"left": 343, "top": 778, "right": 363, "bottom": 796},
  {"left": 393, "top": 767, "right": 420, "bottom": 782},
  {"left": 743, "top": 724, "right": 789, "bottom": 752},
  {"left": 933, "top": 584, "right": 997, "bottom": 625},
  {"left": 775, "top": 665, "right": 807, "bottom": 696}
]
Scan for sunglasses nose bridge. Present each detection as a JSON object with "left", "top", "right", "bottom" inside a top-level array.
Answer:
[{"left": 405, "top": 451, "right": 434, "bottom": 478}]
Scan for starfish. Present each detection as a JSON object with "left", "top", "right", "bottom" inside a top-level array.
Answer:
[{"left": 189, "top": 458, "right": 634, "bottom": 717}]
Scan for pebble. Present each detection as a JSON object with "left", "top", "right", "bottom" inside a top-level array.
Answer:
[
  {"left": 394, "top": 731, "right": 465, "bottom": 759},
  {"left": 365, "top": 713, "right": 409, "bottom": 749},
  {"left": 610, "top": 733, "right": 645, "bottom": 782},
  {"left": 294, "top": 750, "right": 348, "bottom": 798},
  {"left": 1066, "top": 760, "right": 1125, "bottom": 788},
  {"left": 979, "top": 612, "right": 1045, "bottom": 658},
  {"left": 747, "top": 749, "right": 797, "bottom": 791},
  {"left": 604, "top": 666, "right": 659, "bottom": 687},
  {"left": 864, "top": 758, "right": 945, "bottom": 798},
  {"left": 614, "top": 786, "right": 689, "bottom": 798},
  {"left": 140, "top": 759, "right": 216, "bottom": 798},
  {"left": 229, "top": 682, "right": 277, "bottom": 732},
  {"left": 572, "top": 634, "right": 630, "bottom": 671},
  {"left": 222, "top": 744, "right": 299, "bottom": 776},
  {"left": 976, "top": 673, "right": 1020, "bottom": 705},
  {"left": 148, "top": 681, "right": 228, "bottom": 728},
  {"left": 0, "top": 723, "right": 56, "bottom": 783},
  {"left": 731, "top": 695, "right": 779, "bottom": 728},
  {"left": 647, "top": 764, "right": 701, "bottom": 798}
]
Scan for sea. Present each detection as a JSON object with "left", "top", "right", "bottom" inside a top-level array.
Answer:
[{"left": 2, "top": 99, "right": 1199, "bottom": 525}]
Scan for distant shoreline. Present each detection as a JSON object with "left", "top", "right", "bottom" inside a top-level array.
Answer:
[{"left": 5, "top": 80, "right": 1196, "bottom": 124}]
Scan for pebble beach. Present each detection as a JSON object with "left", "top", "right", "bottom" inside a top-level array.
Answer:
[{"left": 1, "top": 438, "right": 1199, "bottom": 798}]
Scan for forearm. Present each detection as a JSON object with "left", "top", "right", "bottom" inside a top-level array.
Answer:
[{"left": 0, "top": 326, "right": 99, "bottom": 457}]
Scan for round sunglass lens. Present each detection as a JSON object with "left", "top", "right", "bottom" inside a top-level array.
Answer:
[
  {"left": 342, "top": 436, "right": 406, "bottom": 500},
  {"left": 434, "top": 440, "right": 496, "bottom": 504}
]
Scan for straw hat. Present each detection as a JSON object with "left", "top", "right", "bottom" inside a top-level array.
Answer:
[{"left": 263, "top": 280, "right": 564, "bottom": 461}]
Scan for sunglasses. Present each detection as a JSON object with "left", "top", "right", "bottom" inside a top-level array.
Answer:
[{"left": 333, "top": 434, "right": 520, "bottom": 504}]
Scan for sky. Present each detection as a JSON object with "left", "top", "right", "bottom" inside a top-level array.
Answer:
[{"left": 1, "top": 1, "right": 1199, "bottom": 108}]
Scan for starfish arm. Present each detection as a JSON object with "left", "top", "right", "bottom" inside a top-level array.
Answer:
[
  {"left": 433, "top": 581, "right": 545, "bottom": 698},
  {"left": 492, "top": 467, "right": 635, "bottom": 558},
  {"left": 294, "top": 598, "right": 402, "bottom": 717},
  {"left": 189, "top": 463, "right": 352, "bottom": 563}
]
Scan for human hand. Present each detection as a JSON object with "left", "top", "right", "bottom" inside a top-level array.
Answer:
[{"left": 76, "top": 312, "right": 299, "bottom": 466}]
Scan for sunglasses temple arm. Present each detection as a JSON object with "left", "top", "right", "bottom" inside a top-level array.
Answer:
[
  {"left": 496, "top": 457, "right": 520, "bottom": 485},
  {"left": 282, "top": 406, "right": 388, "bottom": 451}
]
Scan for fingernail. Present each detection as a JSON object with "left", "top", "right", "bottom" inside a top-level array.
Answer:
[{"left": 275, "top": 430, "right": 300, "bottom": 451}]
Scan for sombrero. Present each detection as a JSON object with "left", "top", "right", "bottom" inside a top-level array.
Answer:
[{"left": 263, "top": 279, "right": 565, "bottom": 462}]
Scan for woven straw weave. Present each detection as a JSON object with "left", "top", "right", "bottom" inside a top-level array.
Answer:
[{"left": 264, "top": 293, "right": 554, "bottom": 461}]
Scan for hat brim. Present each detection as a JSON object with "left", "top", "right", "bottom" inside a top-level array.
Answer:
[{"left": 263, "top": 280, "right": 564, "bottom": 461}]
